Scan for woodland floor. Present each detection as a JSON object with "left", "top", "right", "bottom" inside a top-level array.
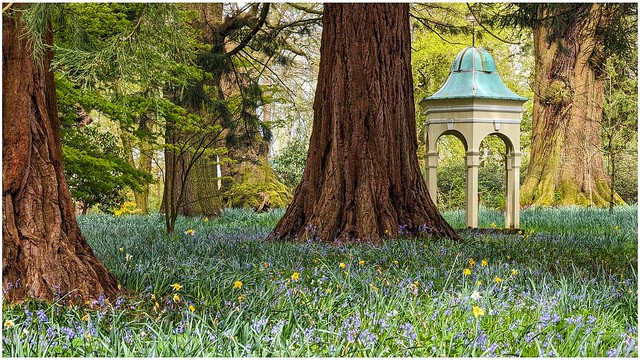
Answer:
[{"left": 2, "top": 206, "right": 638, "bottom": 356}]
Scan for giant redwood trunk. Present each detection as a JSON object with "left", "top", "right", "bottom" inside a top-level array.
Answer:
[
  {"left": 3, "top": 7, "right": 119, "bottom": 303},
  {"left": 269, "top": 4, "right": 459, "bottom": 243},
  {"left": 521, "top": 4, "right": 624, "bottom": 207}
]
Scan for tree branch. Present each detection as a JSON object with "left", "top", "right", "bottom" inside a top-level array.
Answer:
[
  {"left": 467, "top": 3, "right": 521, "bottom": 45},
  {"left": 227, "top": 3, "right": 270, "bottom": 57},
  {"left": 286, "top": 3, "right": 323, "bottom": 16},
  {"left": 2, "top": 3, "right": 14, "bottom": 13}
]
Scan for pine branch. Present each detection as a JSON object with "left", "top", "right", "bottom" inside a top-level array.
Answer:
[
  {"left": 227, "top": 3, "right": 271, "bottom": 57},
  {"left": 286, "top": 3, "right": 323, "bottom": 16}
]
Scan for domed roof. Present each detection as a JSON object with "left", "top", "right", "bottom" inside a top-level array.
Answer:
[{"left": 425, "top": 47, "right": 527, "bottom": 101}]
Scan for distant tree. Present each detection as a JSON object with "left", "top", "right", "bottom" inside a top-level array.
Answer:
[
  {"left": 269, "top": 3, "right": 459, "bottom": 243},
  {"left": 56, "top": 75, "right": 152, "bottom": 214},
  {"left": 486, "top": 3, "right": 637, "bottom": 206},
  {"left": 53, "top": 3, "right": 198, "bottom": 214},
  {"left": 601, "top": 54, "right": 638, "bottom": 212}
]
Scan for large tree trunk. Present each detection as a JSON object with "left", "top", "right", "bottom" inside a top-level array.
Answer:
[
  {"left": 2, "top": 7, "right": 119, "bottom": 304},
  {"left": 521, "top": 4, "right": 624, "bottom": 207},
  {"left": 269, "top": 4, "right": 459, "bottom": 243}
]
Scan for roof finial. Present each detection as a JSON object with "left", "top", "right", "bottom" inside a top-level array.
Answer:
[{"left": 467, "top": 14, "right": 476, "bottom": 47}]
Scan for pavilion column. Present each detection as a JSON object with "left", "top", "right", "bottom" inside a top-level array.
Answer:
[
  {"left": 505, "top": 153, "right": 514, "bottom": 228},
  {"left": 465, "top": 150, "right": 480, "bottom": 228},
  {"left": 505, "top": 152, "right": 521, "bottom": 229},
  {"left": 425, "top": 133, "right": 439, "bottom": 205}
]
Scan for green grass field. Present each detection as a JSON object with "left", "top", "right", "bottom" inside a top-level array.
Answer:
[{"left": 2, "top": 206, "right": 638, "bottom": 356}]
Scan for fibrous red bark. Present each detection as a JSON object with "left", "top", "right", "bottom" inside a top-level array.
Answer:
[
  {"left": 269, "top": 3, "right": 459, "bottom": 243},
  {"left": 2, "top": 7, "right": 119, "bottom": 304}
]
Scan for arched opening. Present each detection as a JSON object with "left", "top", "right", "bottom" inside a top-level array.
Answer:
[
  {"left": 479, "top": 133, "right": 517, "bottom": 228},
  {"left": 435, "top": 132, "right": 467, "bottom": 212}
]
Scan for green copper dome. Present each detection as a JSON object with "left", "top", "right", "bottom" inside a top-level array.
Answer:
[{"left": 425, "top": 47, "right": 527, "bottom": 101}]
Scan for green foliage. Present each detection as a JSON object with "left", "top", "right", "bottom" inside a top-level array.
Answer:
[
  {"left": 602, "top": 54, "right": 638, "bottom": 204},
  {"left": 270, "top": 137, "right": 309, "bottom": 189},
  {"left": 57, "top": 75, "right": 152, "bottom": 213},
  {"left": 52, "top": 3, "right": 198, "bottom": 91},
  {"left": 61, "top": 126, "right": 152, "bottom": 214},
  {"left": 2, "top": 207, "right": 637, "bottom": 356}
]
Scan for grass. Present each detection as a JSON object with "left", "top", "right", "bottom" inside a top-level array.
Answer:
[{"left": 2, "top": 206, "right": 638, "bottom": 357}]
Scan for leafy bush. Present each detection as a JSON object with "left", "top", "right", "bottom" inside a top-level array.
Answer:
[{"left": 270, "top": 137, "right": 308, "bottom": 190}]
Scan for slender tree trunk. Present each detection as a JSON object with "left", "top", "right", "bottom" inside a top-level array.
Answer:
[
  {"left": 269, "top": 3, "right": 459, "bottom": 243},
  {"left": 120, "top": 117, "right": 152, "bottom": 214},
  {"left": 135, "top": 119, "right": 153, "bottom": 214},
  {"left": 162, "top": 3, "right": 223, "bottom": 218},
  {"left": 520, "top": 4, "right": 624, "bottom": 207},
  {"left": 2, "top": 7, "right": 118, "bottom": 303}
]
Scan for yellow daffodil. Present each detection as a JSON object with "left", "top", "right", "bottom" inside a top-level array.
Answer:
[
  {"left": 614, "top": 225, "right": 619, "bottom": 230},
  {"left": 490, "top": 223, "right": 496, "bottom": 229},
  {"left": 151, "top": 293, "right": 156, "bottom": 300},
  {"left": 358, "top": 260, "right": 366, "bottom": 266},
  {"left": 472, "top": 306, "right": 485, "bottom": 318},
  {"left": 4, "top": 320, "right": 14, "bottom": 328},
  {"left": 291, "top": 272, "right": 300, "bottom": 281},
  {"left": 173, "top": 294, "right": 180, "bottom": 302},
  {"left": 81, "top": 314, "right": 89, "bottom": 321},
  {"left": 238, "top": 295, "right": 245, "bottom": 302},
  {"left": 117, "top": 284, "right": 122, "bottom": 290},
  {"left": 189, "top": 305, "right": 196, "bottom": 312},
  {"left": 233, "top": 280, "right": 243, "bottom": 289},
  {"left": 119, "top": 247, "right": 124, "bottom": 253},
  {"left": 511, "top": 269, "right": 518, "bottom": 276},
  {"left": 393, "top": 260, "right": 399, "bottom": 265},
  {"left": 339, "top": 262, "right": 346, "bottom": 269},
  {"left": 153, "top": 302, "right": 160, "bottom": 312},
  {"left": 172, "top": 283, "right": 182, "bottom": 291},
  {"left": 481, "top": 259, "right": 488, "bottom": 267},
  {"left": 494, "top": 277, "right": 502, "bottom": 284},
  {"left": 476, "top": 281, "right": 482, "bottom": 286},
  {"left": 468, "top": 258, "right": 475, "bottom": 267},
  {"left": 184, "top": 229, "right": 195, "bottom": 236},
  {"left": 326, "top": 288, "right": 332, "bottom": 294},
  {"left": 203, "top": 217, "right": 209, "bottom": 222},
  {"left": 463, "top": 268, "right": 471, "bottom": 276}
]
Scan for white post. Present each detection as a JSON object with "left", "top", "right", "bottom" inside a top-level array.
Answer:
[
  {"left": 505, "top": 153, "right": 514, "bottom": 228},
  {"left": 466, "top": 150, "right": 480, "bottom": 228},
  {"left": 425, "top": 131, "right": 439, "bottom": 205},
  {"left": 511, "top": 152, "right": 521, "bottom": 228},
  {"left": 216, "top": 154, "right": 222, "bottom": 190}
]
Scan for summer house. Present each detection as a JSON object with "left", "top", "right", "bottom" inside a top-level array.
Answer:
[{"left": 420, "top": 46, "right": 527, "bottom": 228}]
